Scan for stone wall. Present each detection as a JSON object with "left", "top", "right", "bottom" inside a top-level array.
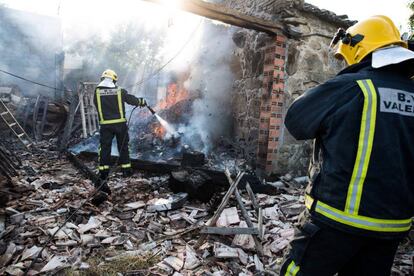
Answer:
[
  {"left": 277, "top": 10, "right": 346, "bottom": 176},
  {"left": 223, "top": 0, "right": 351, "bottom": 175},
  {"left": 231, "top": 30, "right": 272, "bottom": 165},
  {"left": 222, "top": 0, "right": 304, "bottom": 20}
]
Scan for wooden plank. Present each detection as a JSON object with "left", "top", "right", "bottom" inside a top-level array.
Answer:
[
  {"left": 258, "top": 207, "right": 263, "bottom": 240},
  {"left": 39, "top": 98, "right": 49, "bottom": 140},
  {"left": 79, "top": 89, "right": 88, "bottom": 139},
  {"left": 32, "top": 95, "right": 40, "bottom": 141},
  {"left": 201, "top": 226, "right": 259, "bottom": 235},
  {"left": 208, "top": 170, "right": 244, "bottom": 227},
  {"left": 141, "top": 0, "right": 284, "bottom": 35},
  {"left": 66, "top": 152, "right": 100, "bottom": 185},
  {"left": 0, "top": 157, "right": 14, "bottom": 179},
  {"left": 246, "top": 182, "right": 259, "bottom": 215},
  {"left": 22, "top": 99, "right": 33, "bottom": 130},
  {"left": 234, "top": 187, "right": 263, "bottom": 255},
  {"left": 194, "top": 171, "right": 244, "bottom": 248}
]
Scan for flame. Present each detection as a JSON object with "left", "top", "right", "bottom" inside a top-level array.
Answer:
[
  {"left": 152, "top": 74, "right": 190, "bottom": 139},
  {"left": 156, "top": 81, "right": 190, "bottom": 110},
  {"left": 152, "top": 124, "right": 166, "bottom": 139}
]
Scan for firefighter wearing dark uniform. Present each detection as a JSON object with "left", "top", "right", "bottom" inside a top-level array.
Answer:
[
  {"left": 281, "top": 16, "right": 414, "bottom": 276},
  {"left": 93, "top": 69, "right": 146, "bottom": 191}
]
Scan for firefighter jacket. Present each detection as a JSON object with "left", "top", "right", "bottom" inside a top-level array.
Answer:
[
  {"left": 285, "top": 60, "right": 414, "bottom": 238},
  {"left": 93, "top": 85, "right": 144, "bottom": 125}
]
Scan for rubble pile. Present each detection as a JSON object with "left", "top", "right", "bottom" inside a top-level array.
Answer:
[{"left": 0, "top": 142, "right": 412, "bottom": 275}]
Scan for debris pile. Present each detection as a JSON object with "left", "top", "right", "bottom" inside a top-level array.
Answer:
[
  {"left": 0, "top": 142, "right": 413, "bottom": 275},
  {"left": 0, "top": 142, "right": 20, "bottom": 180},
  {"left": 70, "top": 91, "right": 249, "bottom": 172}
]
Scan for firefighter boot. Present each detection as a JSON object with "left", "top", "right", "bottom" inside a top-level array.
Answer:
[
  {"left": 97, "top": 171, "right": 111, "bottom": 195},
  {"left": 122, "top": 168, "right": 133, "bottom": 177}
]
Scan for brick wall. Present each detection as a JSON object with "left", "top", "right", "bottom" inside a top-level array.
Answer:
[{"left": 257, "top": 34, "right": 287, "bottom": 174}]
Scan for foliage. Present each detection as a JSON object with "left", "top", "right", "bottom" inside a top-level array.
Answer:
[
  {"left": 409, "top": 1, "right": 414, "bottom": 32},
  {"left": 64, "top": 254, "right": 159, "bottom": 276}
]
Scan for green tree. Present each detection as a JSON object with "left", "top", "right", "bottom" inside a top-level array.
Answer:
[{"left": 409, "top": 1, "right": 414, "bottom": 32}]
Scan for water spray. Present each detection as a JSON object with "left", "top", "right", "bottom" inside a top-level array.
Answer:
[{"left": 146, "top": 104, "right": 178, "bottom": 138}]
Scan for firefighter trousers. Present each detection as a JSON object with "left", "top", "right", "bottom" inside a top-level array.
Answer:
[
  {"left": 280, "top": 217, "right": 404, "bottom": 276},
  {"left": 98, "top": 123, "right": 131, "bottom": 173}
]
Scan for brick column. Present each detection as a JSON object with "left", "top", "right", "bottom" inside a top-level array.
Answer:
[{"left": 257, "top": 34, "right": 287, "bottom": 174}]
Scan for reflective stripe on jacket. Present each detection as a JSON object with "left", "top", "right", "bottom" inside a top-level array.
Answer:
[
  {"left": 94, "top": 86, "right": 141, "bottom": 125},
  {"left": 96, "top": 87, "right": 126, "bottom": 124},
  {"left": 285, "top": 60, "right": 414, "bottom": 237}
]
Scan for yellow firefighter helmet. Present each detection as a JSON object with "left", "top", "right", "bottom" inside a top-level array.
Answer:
[
  {"left": 101, "top": 69, "right": 118, "bottom": 82},
  {"left": 332, "top": 15, "right": 407, "bottom": 65}
]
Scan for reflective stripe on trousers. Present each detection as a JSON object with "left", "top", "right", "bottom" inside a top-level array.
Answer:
[{"left": 285, "top": 260, "right": 300, "bottom": 276}]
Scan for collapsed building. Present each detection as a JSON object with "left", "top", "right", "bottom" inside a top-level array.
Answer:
[{"left": 0, "top": 0, "right": 413, "bottom": 275}]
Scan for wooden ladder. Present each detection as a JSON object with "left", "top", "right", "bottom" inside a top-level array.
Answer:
[{"left": 0, "top": 99, "right": 33, "bottom": 149}]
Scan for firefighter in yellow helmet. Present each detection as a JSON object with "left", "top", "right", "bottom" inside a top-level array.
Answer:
[
  {"left": 281, "top": 16, "right": 414, "bottom": 275},
  {"left": 93, "top": 69, "right": 147, "bottom": 194}
]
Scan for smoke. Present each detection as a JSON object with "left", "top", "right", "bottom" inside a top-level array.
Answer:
[
  {"left": 173, "top": 23, "right": 236, "bottom": 153},
  {"left": 0, "top": 6, "right": 63, "bottom": 98},
  {"left": 1, "top": 1, "right": 237, "bottom": 157},
  {"left": 60, "top": 0, "right": 205, "bottom": 102}
]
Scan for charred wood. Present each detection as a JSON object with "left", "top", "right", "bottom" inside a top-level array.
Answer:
[
  {"left": 181, "top": 151, "right": 205, "bottom": 167},
  {"left": 141, "top": 0, "right": 284, "bottom": 35},
  {"left": 22, "top": 97, "right": 68, "bottom": 140},
  {"left": 76, "top": 151, "right": 229, "bottom": 187},
  {"left": 239, "top": 174, "right": 279, "bottom": 195},
  {"left": 66, "top": 151, "right": 99, "bottom": 185},
  {"left": 0, "top": 143, "right": 20, "bottom": 180},
  {"left": 59, "top": 92, "right": 79, "bottom": 150},
  {"left": 169, "top": 169, "right": 218, "bottom": 202}
]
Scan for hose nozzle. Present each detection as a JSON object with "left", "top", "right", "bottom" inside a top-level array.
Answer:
[{"left": 146, "top": 105, "right": 156, "bottom": 115}]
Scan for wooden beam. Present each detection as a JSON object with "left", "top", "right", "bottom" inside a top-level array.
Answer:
[
  {"left": 194, "top": 171, "right": 245, "bottom": 249},
  {"left": 234, "top": 187, "right": 263, "bottom": 255},
  {"left": 141, "top": 0, "right": 284, "bottom": 35},
  {"left": 66, "top": 151, "right": 100, "bottom": 184}
]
